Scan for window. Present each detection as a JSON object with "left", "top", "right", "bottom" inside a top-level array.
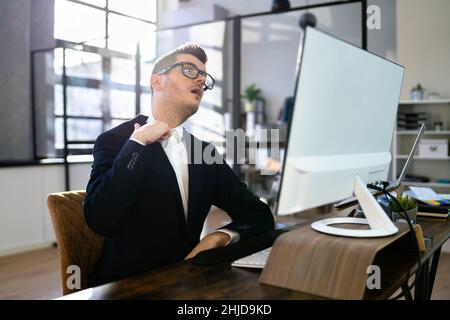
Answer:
[
  {"left": 108, "top": 0, "right": 156, "bottom": 22},
  {"left": 54, "top": 0, "right": 106, "bottom": 47},
  {"left": 50, "top": 0, "right": 157, "bottom": 157},
  {"left": 108, "top": 13, "right": 156, "bottom": 59},
  {"left": 54, "top": 0, "right": 157, "bottom": 48}
]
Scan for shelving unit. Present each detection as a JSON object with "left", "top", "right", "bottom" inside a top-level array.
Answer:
[
  {"left": 396, "top": 155, "right": 450, "bottom": 160},
  {"left": 397, "top": 130, "right": 450, "bottom": 135},
  {"left": 393, "top": 99, "right": 450, "bottom": 192},
  {"left": 399, "top": 99, "right": 450, "bottom": 105}
]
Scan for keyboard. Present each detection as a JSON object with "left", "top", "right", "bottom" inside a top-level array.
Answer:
[{"left": 231, "top": 247, "right": 272, "bottom": 269}]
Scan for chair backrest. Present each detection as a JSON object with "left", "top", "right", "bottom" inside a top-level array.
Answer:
[{"left": 47, "top": 191, "right": 104, "bottom": 295}]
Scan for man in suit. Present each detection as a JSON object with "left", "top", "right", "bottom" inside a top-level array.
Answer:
[{"left": 84, "top": 43, "right": 274, "bottom": 286}]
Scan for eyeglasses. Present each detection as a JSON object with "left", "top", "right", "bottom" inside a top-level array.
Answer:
[{"left": 157, "top": 61, "right": 215, "bottom": 91}]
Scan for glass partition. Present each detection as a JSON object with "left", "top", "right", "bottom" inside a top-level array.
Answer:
[
  {"left": 156, "top": 20, "right": 233, "bottom": 151},
  {"left": 240, "top": 2, "right": 363, "bottom": 206},
  {"left": 241, "top": 3, "right": 362, "bottom": 126}
]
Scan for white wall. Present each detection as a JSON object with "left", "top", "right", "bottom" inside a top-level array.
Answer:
[
  {"left": 0, "top": 163, "right": 91, "bottom": 256},
  {"left": 397, "top": 0, "right": 450, "bottom": 100},
  {"left": 69, "top": 163, "right": 93, "bottom": 191}
]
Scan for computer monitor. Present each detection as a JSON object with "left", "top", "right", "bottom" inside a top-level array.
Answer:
[
  {"left": 276, "top": 27, "right": 404, "bottom": 237},
  {"left": 334, "top": 122, "right": 425, "bottom": 209}
]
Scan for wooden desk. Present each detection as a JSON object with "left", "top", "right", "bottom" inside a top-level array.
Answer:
[
  {"left": 60, "top": 209, "right": 450, "bottom": 300},
  {"left": 412, "top": 216, "right": 450, "bottom": 300}
]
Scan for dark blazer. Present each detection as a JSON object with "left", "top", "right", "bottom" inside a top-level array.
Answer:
[{"left": 84, "top": 114, "right": 274, "bottom": 285}]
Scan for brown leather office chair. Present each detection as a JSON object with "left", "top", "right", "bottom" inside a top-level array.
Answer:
[{"left": 47, "top": 191, "right": 104, "bottom": 295}]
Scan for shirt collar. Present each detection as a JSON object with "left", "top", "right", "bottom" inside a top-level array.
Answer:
[{"left": 147, "top": 109, "right": 184, "bottom": 143}]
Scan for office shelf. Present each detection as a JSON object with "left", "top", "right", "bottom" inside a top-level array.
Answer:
[
  {"left": 392, "top": 100, "right": 450, "bottom": 191},
  {"left": 396, "top": 130, "right": 450, "bottom": 135},
  {"left": 399, "top": 99, "right": 450, "bottom": 105},
  {"left": 396, "top": 155, "right": 450, "bottom": 160}
]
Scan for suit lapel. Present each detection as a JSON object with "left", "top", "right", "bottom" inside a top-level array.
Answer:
[
  {"left": 147, "top": 143, "right": 186, "bottom": 225},
  {"left": 187, "top": 161, "right": 202, "bottom": 227},
  {"left": 132, "top": 114, "right": 148, "bottom": 126},
  {"left": 184, "top": 130, "right": 203, "bottom": 226},
  {"left": 123, "top": 114, "right": 149, "bottom": 138},
  {"left": 132, "top": 113, "right": 182, "bottom": 215}
]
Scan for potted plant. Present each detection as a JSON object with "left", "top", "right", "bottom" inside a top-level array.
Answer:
[
  {"left": 410, "top": 83, "right": 425, "bottom": 101},
  {"left": 242, "top": 83, "right": 261, "bottom": 113},
  {"left": 390, "top": 194, "right": 418, "bottom": 223}
]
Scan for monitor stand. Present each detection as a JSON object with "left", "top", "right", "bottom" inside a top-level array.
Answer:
[{"left": 311, "top": 175, "right": 398, "bottom": 237}]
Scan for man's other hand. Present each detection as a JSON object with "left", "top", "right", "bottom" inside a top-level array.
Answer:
[
  {"left": 184, "top": 232, "right": 231, "bottom": 260},
  {"left": 131, "top": 121, "right": 171, "bottom": 145}
]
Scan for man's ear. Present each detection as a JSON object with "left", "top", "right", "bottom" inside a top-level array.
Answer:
[{"left": 150, "top": 74, "right": 162, "bottom": 91}]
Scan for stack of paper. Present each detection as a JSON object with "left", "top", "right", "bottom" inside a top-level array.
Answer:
[{"left": 404, "top": 187, "right": 450, "bottom": 218}]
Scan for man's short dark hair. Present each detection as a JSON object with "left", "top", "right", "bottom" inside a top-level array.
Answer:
[{"left": 151, "top": 43, "right": 208, "bottom": 76}]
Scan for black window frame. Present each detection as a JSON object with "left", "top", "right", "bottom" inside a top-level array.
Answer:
[{"left": 47, "top": 0, "right": 157, "bottom": 157}]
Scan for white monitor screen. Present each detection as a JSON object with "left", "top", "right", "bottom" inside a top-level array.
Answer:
[{"left": 277, "top": 27, "right": 404, "bottom": 215}]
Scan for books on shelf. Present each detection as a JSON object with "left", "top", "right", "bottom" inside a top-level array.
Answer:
[{"left": 397, "top": 112, "right": 427, "bottom": 130}]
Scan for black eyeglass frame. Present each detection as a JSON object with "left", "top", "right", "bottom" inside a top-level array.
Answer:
[{"left": 157, "top": 61, "right": 215, "bottom": 91}]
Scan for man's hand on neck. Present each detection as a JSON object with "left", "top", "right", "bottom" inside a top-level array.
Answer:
[{"left": 130, "top": 121, "right": 171, "bottom": 145}]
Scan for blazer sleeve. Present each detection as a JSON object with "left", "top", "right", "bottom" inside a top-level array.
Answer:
[
  {"left": 83, "top": 133, "right": 150, "bottom": 237},
  {"left": 211, "top": 148, "right": 275, "bottom": 240}
]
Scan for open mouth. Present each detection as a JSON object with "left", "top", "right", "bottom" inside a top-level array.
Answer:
[{"left": 190, "top": 87, "right": 203, "bottom": 98}]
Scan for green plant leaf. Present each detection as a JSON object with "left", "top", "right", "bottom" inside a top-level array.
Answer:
[
  {"left": 413, "top": 83, "right": 424, "bottom": 91},
  {"left": 243, "top": 83, "right": 261, "bottom": 102},
  {"left": 390, "top": 194, "right": 417, "bottom": 212}
]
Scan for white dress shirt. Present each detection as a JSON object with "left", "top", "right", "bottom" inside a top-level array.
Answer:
[{"left": 129, "top": 113, "right": 239, "bottom": 245}]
